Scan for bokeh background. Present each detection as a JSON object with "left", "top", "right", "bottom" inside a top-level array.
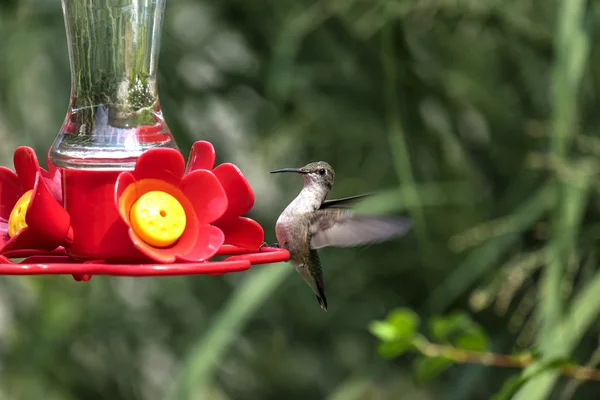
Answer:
[{"left": 1, "top": 0, "right": 600, "bottom": 399}]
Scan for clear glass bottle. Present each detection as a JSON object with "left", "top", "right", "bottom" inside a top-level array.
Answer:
[{"left": 49, "top": 0, "right": 179, "bottom": 170}]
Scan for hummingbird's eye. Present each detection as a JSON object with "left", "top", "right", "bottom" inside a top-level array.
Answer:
[{"left": 318, "top": 168, "right": 326, "bottom": 175}]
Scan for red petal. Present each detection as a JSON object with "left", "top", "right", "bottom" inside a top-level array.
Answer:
[
  {"left": 0, "top": 229, "right": 7, "bottom": 249},
  {"left": 0, "top": 227, "right": 39, "bottom": 253},
  {"left": 0, "top": 167, "right": 22, "bottom": 221},
  {"left": 25, "top": 173, "right": 72, "bottom": 250},
  {"left": 177, "top": 224, "right": 224, "bottom": 262},
  {"left": 185, "top": 141, "right": 216, "bottom": 173},
  {"left": 39, "top": 148, "right": 63, "bottom": 203},
  {"left": 45, "top": 147, "right": 57, "bottom": 175},
  {"left": 127, "top": 229, "right": 176, "bottom": 264},
  {"left": 215, "top": 217, "right": 264, "bottom": 250},
  {"left": 133, "top": 148, "right": 185, "bottom": 186},
  {"left": 114, "top": 172, "right": 137, "bottom": 223},
  {"left": 213, "top": 163, "right": 254, "bottom": 221},
  {"left": 180, "top": 170, "right": 228, "bottom": 224},
  {"left": 14, "top": 146, "right": 40, "bottom": 191},
  {"left": 41, "top": 170, "right": 63, "bottom": 204}
]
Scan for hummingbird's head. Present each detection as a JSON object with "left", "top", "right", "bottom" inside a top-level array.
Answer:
[{"left": 270, "top": 161, "right": 335, "bottom": 190}]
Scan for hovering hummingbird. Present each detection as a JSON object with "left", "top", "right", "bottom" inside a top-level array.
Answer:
[{"left": 269, "top": 161, "right": 411, "bottom": 311}]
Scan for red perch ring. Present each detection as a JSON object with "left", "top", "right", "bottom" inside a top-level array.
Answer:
[{"left": 0, "top": 246, "right": 289, "bottom": 281}]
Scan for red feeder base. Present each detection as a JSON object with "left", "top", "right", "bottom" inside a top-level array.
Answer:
[{"left": 0, "top": 246, "right": 289, "bottom": 281}]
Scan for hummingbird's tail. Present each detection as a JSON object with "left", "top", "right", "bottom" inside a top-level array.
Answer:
[
  {"left": 309, "top": 249, "right": 328, "bottom": 311},
  {"left": 294, "top": 250, "right": 329, "bottom": 311},
  {"left": 316, "top": 291, "right": 328, "bottom": 311}
]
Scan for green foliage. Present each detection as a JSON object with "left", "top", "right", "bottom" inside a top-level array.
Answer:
[
  {"left": 369, "top": 321, "right": 401, "bottom": 342},
  {"left": 430, "top": 313, "right": 489, "bottom": 352},
  {"left": 413, "top": 356, "right": 454, "bottom": 386},
  {"left": 369, "top": 308, "right": 419, "bottom": 358},
  {"left": 370, "top": 309, "right": 493, "bottom": 385},
  {"left": 377, "top": 340, "right": 413, "bottom": 360},
  {"left": 454, "top": 329, "right": 488, "bottom": 353},
  {"left": 371, "top": 309, "right": 600, "bottom": 395},
  {"left": 386, "top": 308, "right": 420, "bottom": 338},
  {"left": 493, "top": 358, "right": 574, "bottom": 400}
]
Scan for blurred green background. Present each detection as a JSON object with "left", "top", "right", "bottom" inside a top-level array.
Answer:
[{"left": 1, "top": 0, "right": 600, "bottom": 399}]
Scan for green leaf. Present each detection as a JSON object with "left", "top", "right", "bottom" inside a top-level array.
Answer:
[
  {"left": 368, "top": 321, "right": 398, "bottom": 342},
  {"left": 369, "top": 308, "right": 419, "bottom": 343},
  {"left": 377, "top": 340, "right": 413, "bottom": 359},
  {"left": 454, "top": 327, "right": 489, "bottom": 352},
  {"left": 429, "top": 312, "right": 489, "bottom": 351},
  {"left": 493, "top": 357, "right": 573, "bottom": 400},
  {"left": 430, "top": 313, "right": 470, "bottom": 343},
  {"left": 387, "top": 307, "right": 420, "bottom": 338},
  {"left": 413, "top": 356, "right": 453, "bottom": 385},
  {"left": 491, "top": 374, "right": 528, "bottom": 400}
]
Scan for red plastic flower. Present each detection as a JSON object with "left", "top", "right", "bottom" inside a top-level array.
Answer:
[
  {"left": 185, "top": 141, "right": 264, "bottom": 250},
  {"left": 0, "top": 146, "right": 73, "bottom": 254},
  {"left": 115, "top": 148, "right": 228, "bottom": 263},
  {"left": 45, "top": 147, "right": 63, "bottom": 204}
]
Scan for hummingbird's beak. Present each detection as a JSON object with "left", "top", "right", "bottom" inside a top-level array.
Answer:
[{"left": 270, "top": 168, "right": 307, "bottom": 174}]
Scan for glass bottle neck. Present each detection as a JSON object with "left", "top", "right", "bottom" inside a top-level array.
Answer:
[{"left": 62, "top": 0, "right": 165, "bottom": 117}]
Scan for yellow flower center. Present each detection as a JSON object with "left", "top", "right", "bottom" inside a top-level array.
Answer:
[
  {"left": 130, "top": 190, "right": 187, "bottom": 248},
  {"left": 8, "top": 190, "right": 33, "bottom": 237}
]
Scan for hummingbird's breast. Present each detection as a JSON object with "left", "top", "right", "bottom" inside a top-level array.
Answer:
[
  {"left": 275, "top": 211, "right": 308, "bottom": 258},
  {"left": 275, "top": 183, "right": 326, "bottom": 258}
]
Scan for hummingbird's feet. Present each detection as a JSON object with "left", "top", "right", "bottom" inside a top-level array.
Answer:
[{"left": 259, "top": 241, "right": 281, "bottom": 250}]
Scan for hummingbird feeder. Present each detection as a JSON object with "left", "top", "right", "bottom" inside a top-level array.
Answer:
[{"left": 0, "top": 0, "right": 289, "bottom": 281}]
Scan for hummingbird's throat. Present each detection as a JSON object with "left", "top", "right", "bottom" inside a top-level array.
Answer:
[{"left": 286, "top": 181, "right": 328, "bottom": 213}]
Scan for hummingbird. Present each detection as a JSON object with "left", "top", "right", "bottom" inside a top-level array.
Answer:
[{"left": 269, "top": 161, "right": 411, "bottom": 311}]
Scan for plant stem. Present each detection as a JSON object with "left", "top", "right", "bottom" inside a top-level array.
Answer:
[{"left": 413, "top": 339, "right": 600, "bottom": 382}]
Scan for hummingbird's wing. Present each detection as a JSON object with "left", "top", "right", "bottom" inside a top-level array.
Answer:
[
  {"left": 309, "top": 209, "right": 411, "bottom": 249},
  {"left": 320, "top": 194, "right": 372, "bottom": 209}
]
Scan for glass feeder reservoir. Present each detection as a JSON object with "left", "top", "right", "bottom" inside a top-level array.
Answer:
[{"left": 49, "top": 0, "right": 179, "bottom": 170}]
